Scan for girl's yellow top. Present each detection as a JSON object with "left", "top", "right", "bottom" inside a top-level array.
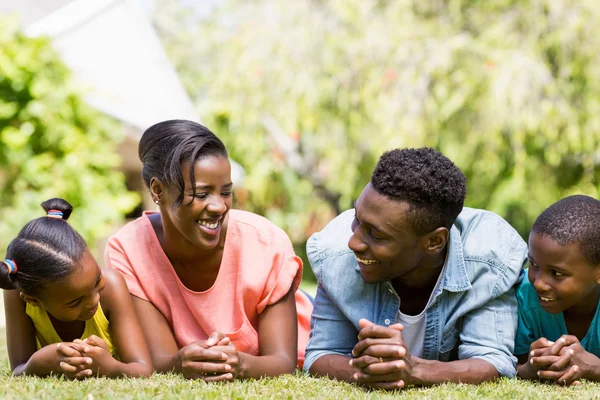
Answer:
[{"left": 26, "top": 302, "right": 116, "bottom": 357}]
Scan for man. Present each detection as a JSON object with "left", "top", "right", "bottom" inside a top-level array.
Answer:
[{"left": 304, "top": 148, "right": 526, "bottom": 389}]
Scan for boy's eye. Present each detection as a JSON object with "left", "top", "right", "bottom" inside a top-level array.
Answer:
[
  {"left": 552, "top": 270, "right": 564, "bottom": 277},
  {"left": 528, "top": 261, "right": 537, "bottom": 269}
]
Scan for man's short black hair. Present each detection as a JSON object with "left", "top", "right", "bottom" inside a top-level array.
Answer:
[
  {"left": 371, "top": 147, "right": 467, "bottom": 235},
  {"left": 531, "top": 194, "right": 600, "bottom": 265}
]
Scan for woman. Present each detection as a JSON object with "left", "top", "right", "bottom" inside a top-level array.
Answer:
[{"left": 105, "top": 120, "right": 312, "bottom": 381}]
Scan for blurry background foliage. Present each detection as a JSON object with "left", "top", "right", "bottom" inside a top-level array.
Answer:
[
  {"left": 0, "top": 18, "right": 138, "bottom": 257},
  {"left": 153, "top": 0, "right": 600, "bottom": 274}
]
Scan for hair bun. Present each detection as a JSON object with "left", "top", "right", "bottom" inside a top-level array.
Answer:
[{"left": 40, "top": 198, "right": 73, "bottom": 221}]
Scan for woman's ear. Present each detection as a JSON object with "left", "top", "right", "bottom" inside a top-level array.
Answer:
[
  {"left": 423, "top": 227, "right": 449, "bottom": 254},
  {"left": 149, "top": 177, "right": 164, "bottom": 204},
  {"left": 20, "top": 292, "right": 40, "bottom": 307}
]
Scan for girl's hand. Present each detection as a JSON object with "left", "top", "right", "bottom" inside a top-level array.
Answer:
[
  {"left": 28, "top": 342, "right": 92, "bottom": 379},
  {"left": 73, "top": 335, "right": 118, "bottom": 377}
]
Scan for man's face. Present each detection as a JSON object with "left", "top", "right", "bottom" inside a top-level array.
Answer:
[{"left": 348, "top": 183, "right": 426, "bottom": 284}]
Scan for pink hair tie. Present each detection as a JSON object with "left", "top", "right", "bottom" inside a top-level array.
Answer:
[
  {"left": 47, "top": 210, "right": 64, "bottom": 219},
  {"left": 3, "top": 259, "right": 17, "bottom": 274}
]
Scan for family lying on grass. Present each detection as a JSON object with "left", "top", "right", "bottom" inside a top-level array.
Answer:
[{"left": 1, "top": 120, "right": 599, "bottom": 390}]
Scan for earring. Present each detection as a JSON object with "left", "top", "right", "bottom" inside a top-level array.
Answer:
[{"left": 154, "top": 200, "right": 159, "bottom": 205}]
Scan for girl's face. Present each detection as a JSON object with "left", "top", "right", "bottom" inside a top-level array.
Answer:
[
  {"left": 527, "top": 232, "right": 600, "bottom": 315},
  {"left": 160, "top": 155, "right": 233, "bottom": 250},
  {"left": 35, "top": 251, "right": 105, "bottom": 322}
]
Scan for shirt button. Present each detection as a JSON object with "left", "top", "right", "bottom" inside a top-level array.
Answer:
[{"left": 384, "top": 319, "right": 391, "bottom": 325}]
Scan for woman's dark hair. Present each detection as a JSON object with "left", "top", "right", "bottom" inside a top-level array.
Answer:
[
  {"left": 0, "top": 198, "right": 88, "bottom": 297},
  {"left": 139, "top": 119, "right": 228, "bottom": 208}
]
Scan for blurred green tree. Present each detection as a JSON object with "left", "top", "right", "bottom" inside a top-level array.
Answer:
[
  {"left": 152, "top": 0, "right": 600, "bottom": 252},
  {"left": 0, "top": 19, "right": 139, "bottom": 255}
]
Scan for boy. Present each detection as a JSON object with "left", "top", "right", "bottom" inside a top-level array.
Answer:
[{"left": 516, "top": 195, "right": 600, "bottom": 385}]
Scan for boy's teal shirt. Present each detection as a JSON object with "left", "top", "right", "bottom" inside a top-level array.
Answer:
[{"left": 515, "top": 274, "right": 600, "bottom": 356}]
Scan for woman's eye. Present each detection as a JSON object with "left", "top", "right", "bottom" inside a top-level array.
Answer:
[{"left": 221, "top": 191, "right": 232, "bottom": 197}]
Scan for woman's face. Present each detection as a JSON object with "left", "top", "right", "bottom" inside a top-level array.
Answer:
[{"left": 160, "top": 155, "right": 233, "bottom": 250}]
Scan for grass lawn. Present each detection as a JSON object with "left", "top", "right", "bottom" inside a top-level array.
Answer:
[{"left": 1, "top": 329, "right": 599, "bottom": 399}]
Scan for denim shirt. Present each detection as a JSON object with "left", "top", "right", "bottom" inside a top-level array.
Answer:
[{"left": 304, "top": 207, "right": 527, "bottom": 378}]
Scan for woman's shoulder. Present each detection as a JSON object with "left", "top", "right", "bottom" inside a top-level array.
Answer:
[
  {"left": 228, "top": 209, "right": 291, "bottom": 245},
  {"left": 108, "top": 212, "right": 155, "bottom": 245}
]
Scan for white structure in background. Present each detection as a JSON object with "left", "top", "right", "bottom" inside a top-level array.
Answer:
[{"left": 2, "top": 0, "right": 243, "bottom": 203}]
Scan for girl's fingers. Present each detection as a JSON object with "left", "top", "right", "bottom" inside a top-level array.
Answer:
[
  {"left": 62, "top": 356, "right": 93, "bottom": 367},
  {"left": 59, "top": 361, "right": 79, "bottom": 373},
  {"left": 202, "top": 373, "right": 234, "bottom": 383},
  {"left": 74, "top": 369, "right": 93, "bottom": 380},
  {"left": 362, "top": 379, "right": 405, "bottom": 390}
]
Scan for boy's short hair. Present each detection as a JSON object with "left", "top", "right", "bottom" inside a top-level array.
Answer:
[
  {"left": 371, "top": 147, "right": 467, "bottom": 235},
  {"left": 532, "top": 194, "right": 600, "bottom": 265}
]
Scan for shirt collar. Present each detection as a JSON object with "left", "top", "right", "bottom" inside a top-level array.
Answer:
[{"left": 438, "top": 225, "right": 472, "bottom": 292}]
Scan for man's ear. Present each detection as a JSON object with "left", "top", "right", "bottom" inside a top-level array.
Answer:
[
  {"left": 149, "top": 177, "right": 164, "bottom": 204},
  {"left": 20, "top": 292, "right": 41, "bottom": 307},
  {"left": 423, "top": 227, "right": 449, "bottom": 254}
]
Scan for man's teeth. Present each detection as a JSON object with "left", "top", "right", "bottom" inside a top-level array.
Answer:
[
  {"left": 540, "top": 297, "right": 555, "bottom": 302},
  {"left": 198, "top": 220, "right": 218, "bottom": 229},
  {"left": 356, "top": 257, "right": 378, "bottom": 265}
]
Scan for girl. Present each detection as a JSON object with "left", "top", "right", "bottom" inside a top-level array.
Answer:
[
  {"left": 1, "top": 198, "right": 152, "bottom": 378},
  {"left": 105, "top": 119, "right": 313, "bottom": 381}
]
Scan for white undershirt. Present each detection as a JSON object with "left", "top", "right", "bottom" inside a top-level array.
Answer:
[{"left": 395, "top": 265, "right": 445, "bottom": 358}]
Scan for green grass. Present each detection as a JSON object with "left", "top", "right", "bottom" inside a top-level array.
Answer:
[{"left": 1, "top": 330, "right": 599, "bottom": 399}]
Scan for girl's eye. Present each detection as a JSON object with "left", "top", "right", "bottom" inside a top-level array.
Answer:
[
  {"left": 70, "top": 300, "right": 82, "bottom": 308},
  {"left": 194, "top": 193, "right": 208, "bottom": 200}
]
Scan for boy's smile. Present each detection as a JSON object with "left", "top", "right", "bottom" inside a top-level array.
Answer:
[{"left": 528, "top": 232, "right": 600, "bottom": 316}]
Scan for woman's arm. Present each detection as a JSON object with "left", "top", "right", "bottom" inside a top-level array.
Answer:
[
  {"left": 93, "top": 268, "right": 153, "bottom": 377},
  {"left": 130, "top": 294, "right": 231, "bottom": 379},
  {"left": 4, "top": 290, "right": 90, "bottom": 377},
  {"left": 211, "top": 286, "right": 298, "bottom": 379}
]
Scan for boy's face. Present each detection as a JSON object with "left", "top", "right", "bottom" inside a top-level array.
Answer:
[{"left": 528, "top": 232, "right": 600, "bottom": 315}]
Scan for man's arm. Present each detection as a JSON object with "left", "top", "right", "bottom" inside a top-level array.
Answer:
[
  {"left": 304, "top": 283, "right": 360, "bottom": 380},
  {"left": 458, "top": 289, "right": 519, "bottom": 379}
]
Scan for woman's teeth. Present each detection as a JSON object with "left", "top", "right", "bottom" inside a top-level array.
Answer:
[
  {"left": 198, "top": 220, "right": 218, "bottom": 229},
  {"left": 540, "top": 297, "right": 555, "bottom": 302}
]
